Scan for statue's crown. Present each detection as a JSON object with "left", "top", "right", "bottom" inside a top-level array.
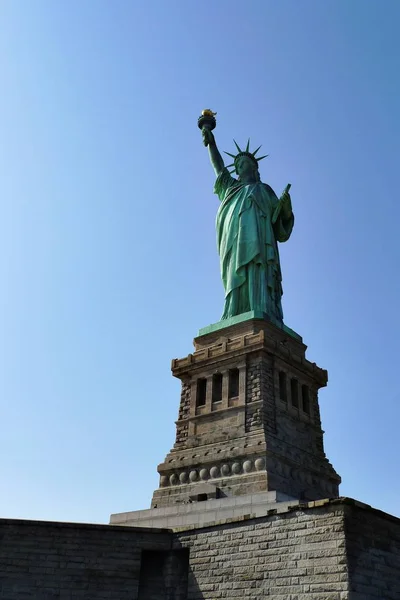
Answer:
[{"left": 224, "top": 139, "right": 268, "bottom": 172}]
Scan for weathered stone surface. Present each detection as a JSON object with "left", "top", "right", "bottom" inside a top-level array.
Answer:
[
  {"left": 344, "top": 499, "right": 400, "bottom": 598},
  {"left": 0, "top": 519, "right": 171, "bottom": 599},
  {"left": 171, "top": 499, "right": 400, "bottom": 600},
  {"left": 1, "top": 499, "right": 398, "bottom": 599},
  {"left": 153, "top": 318, "right": 340, "bottom": 508}
]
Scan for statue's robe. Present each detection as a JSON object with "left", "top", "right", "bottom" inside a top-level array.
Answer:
[{"left": 214, "top": 168, "right": 294, "bottom": 322}]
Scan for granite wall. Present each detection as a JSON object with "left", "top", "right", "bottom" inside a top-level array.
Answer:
[
  {"left": 176, "top": 499, "right": 349, "bottom": 600},
  {"left": 0, "top": 519, "right": 171, "bottom": 599},
  {"left": 344, "top": 500, "right": 400, "bottom": 599},
  {"left": 0, "top": 499, "right": 399, "bottom": 599}
]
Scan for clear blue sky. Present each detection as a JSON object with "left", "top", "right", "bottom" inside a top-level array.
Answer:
[{"left": 0, "top": 0, "right": 399, "bottom": 523}]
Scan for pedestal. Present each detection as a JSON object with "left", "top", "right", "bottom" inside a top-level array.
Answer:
[{"left": 151, "top": 316, "right": 340, "bottom": 508}]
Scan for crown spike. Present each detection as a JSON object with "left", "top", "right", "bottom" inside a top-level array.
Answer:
[
  {"left": 224, "top": 151, "right": 236, "bottom": 159},
  {"left": 226, "top": 163, "right": 235, "bottom": 169},
  {"left": 246, "top": 138, "right": 250, "bottom": 152},
  {"left": 256, "top": 154, "right": 269, "bottom": 162},
  {"left": 233, "top": 139, "right": 242, "bottom": 153},
  {"left": 253, "top": 145, "right": 262, "bottom": 156}
]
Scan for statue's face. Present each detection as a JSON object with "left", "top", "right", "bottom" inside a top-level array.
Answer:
[{"left": 235, "top": 156, "right": 258, "bottom": 181}]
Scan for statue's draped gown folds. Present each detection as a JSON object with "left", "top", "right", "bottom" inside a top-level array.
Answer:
[{"left": 214, "top": 168, "right": 294, "bottom": 322}]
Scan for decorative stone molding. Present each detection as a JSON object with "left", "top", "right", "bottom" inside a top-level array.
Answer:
[
  {"left": 172, "top": 326, "right": 327, "bottom": 387},
  {"left": 159, "top": 457, "right": 266, "bottom": 488}
]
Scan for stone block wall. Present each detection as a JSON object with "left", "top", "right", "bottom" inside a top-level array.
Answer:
[
  {"left": 0, "top": 499, "right": 399, "bottom": 599},
  {"left": 345, "top": 501, "right": 400, "bottom": 599},
  {"left": 0, "top": 519, "right": 171, "bottom": 599},
  {"left": 175, "top": 500, "right": 350, "bottom": 600},
  {"left": 171, "top": 498, "right": 400, "bottom": 600}
]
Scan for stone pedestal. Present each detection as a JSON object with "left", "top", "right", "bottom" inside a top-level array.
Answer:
[{"left": 151, "top": 316, "right": 340, "bottom": 508}]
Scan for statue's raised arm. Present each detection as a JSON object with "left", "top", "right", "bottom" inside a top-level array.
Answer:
[
  {"left": 197, "top": 110, "right": 294, "bottom": 326},
  {"left": 198, "top": 110, "right": 224, "bottom": 177}
]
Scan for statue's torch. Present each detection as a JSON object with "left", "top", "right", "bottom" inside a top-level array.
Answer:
[{"left": 198, "top": 109, "right": 217, "bottom": 144}]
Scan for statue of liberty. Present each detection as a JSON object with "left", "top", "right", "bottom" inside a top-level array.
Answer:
[{"left": 199, "top": 111, "right": 294, "bottom": 325}]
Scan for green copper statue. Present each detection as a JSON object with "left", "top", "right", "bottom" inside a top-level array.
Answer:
[{"left": 198, "top": 110, "right": 294, "bottom": 324}]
